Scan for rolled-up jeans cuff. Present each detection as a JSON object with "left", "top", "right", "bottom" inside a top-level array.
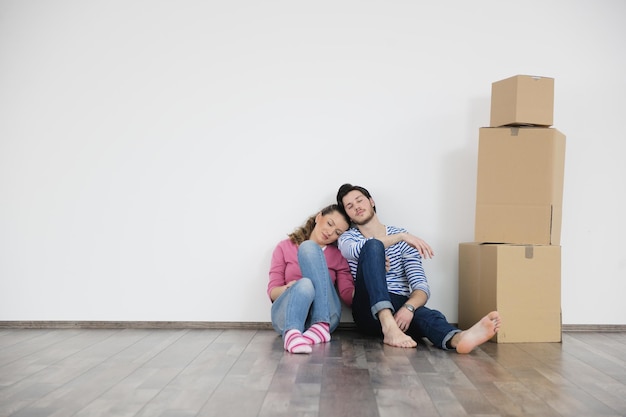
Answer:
[
  {"left": 442, "top": 329, "right": 462, "bottom": 350},
  {"left": 371, "top": 301, "right": 394, "bottom": 320}
]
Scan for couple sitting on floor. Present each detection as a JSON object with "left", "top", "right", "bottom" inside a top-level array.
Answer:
[{"left": 267, "top": 183, "right": 501, "bottom": 354}]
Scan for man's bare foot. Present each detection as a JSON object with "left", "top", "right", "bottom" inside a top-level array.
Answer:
[
  {"left": 382, "top": 325, "right": 418, "bottom": 348},
  {"left": 454, "top": 311, "right": 501, "bottom": 354},
  {"left": 379, "top": 309, "right": 417, "bottom": 348}
]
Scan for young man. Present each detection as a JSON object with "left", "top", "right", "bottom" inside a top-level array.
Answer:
[{"left": 336, "top": 183, "right": 501, "bottom": 352}]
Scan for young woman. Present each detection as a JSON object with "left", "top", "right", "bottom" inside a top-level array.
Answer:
[{"left": 267, "top": 204, "right": 354, "bottom": 354}]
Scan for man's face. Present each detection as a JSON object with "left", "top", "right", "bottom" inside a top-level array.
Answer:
[{"left": 341, "top": 190, "right": 375, "bottom": 225}]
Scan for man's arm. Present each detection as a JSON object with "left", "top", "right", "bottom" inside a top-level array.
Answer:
[
  {"left": 405, "top": 289, "right": 429, "bottom": 309},
  {"left": 379, "top": 232, "right": 434, "bottom": 259},
  {"left": 394, "top": 289, "right": 429, "bottom": 332}
]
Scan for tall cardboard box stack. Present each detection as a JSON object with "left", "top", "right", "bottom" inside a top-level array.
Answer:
[{"left": 458, "top": 75, "right": 566, "bottom": 343}]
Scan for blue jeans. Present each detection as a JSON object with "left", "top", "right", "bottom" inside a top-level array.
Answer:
[
  {"left": 271, "top": 240, "right": 342, "bottom": 337},
  {"left": 351, "top": 239, "right": 460, "bottom": 350}
]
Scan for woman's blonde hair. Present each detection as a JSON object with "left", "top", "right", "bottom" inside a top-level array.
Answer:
[{"left": 288, "top": 204, "right": 349, "bottom": 245}]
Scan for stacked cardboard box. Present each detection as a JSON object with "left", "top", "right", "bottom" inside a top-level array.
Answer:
[{"left": 458, "top": 75, "right": 566, "bottom": 343}]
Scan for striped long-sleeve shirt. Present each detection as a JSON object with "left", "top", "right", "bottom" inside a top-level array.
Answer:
[{"left": 338, "top": 225, "right": 431, "bottom": 299}]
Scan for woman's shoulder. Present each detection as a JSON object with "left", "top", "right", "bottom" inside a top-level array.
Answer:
[
  {"left": 324, "top": 245, "right": 349, "bottom": 268},
  {"left": 272, "top": 239, "right": 298, "bottom": 260},
  {"left": 325, "top": 244, "right": 344, "bottom": 258},
  {"left": 275, "top": 238, "right": 296, "bottom": 249}
]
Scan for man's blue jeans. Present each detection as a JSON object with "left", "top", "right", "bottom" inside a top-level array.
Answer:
[
  {"left": 351, "top": 239, "right": 460, "bottom": 349},
  {"left": 271, "top": 240, "right": 342, "bottom": 337}
]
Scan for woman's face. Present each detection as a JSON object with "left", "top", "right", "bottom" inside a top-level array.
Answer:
[{"left": 311, "top": 211, "right": 349, "bottom": 246}]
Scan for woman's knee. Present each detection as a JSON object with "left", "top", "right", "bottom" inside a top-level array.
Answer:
[
  {"left": 298, "top": 240, "right": 321, "bottom": 258},
  {"left": 292, "top": 277, "right": 315, "bottom": 299}
]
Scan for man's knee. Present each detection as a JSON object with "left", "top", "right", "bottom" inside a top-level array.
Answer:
[{"left": 361, "top": 238, "right": 385, "bottom": 257}]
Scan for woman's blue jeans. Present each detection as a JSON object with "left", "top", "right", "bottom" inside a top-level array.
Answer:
[
  {"left": 351, "top": 239, "right": 460, "bottom": 350},
  {"left": 271, "top": 240, "right": 342, "bottom": 337}
]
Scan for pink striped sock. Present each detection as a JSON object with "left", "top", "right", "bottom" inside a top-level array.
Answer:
[
  {"left": 303, "top": 322, "right": 331, "bottom": 345},
  {"left": 284, "top": 329, "right": 312, "bottom": 354}
]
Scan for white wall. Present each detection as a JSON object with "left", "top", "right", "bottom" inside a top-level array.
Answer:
[{"left": 1, "top": 0, "right": 625, "bottom": 325}]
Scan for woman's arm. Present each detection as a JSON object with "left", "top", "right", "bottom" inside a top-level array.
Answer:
[{"left": 267, "top": 244, "right": 288, "bottom": 302}]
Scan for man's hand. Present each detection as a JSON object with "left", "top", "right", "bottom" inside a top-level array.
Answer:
[
  {"left": 394, "top": 306, "right": 414, "bottom": 333},
  {"left": 404, "top": 233, "right": 434, "bottom": 259}
]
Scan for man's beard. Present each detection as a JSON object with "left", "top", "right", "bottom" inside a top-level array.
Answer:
[{"left": 351, "top": 210, "right": 374, "bottom": 226}]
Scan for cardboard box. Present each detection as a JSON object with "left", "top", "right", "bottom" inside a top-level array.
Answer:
[
  {"left": 490, "top": 75, "right": 554, "bottom": 127},
  {"left": 458, "top": 242, "right": 561, "bottom": 343},
  {"left": 474, "top": 127, "right": 566, "bottom": 245}
]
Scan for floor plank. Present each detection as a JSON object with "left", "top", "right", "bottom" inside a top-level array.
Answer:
[{"left": 1, "top": 329, "right": 626, "bottom": 417}]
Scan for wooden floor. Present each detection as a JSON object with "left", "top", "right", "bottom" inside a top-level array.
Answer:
[{"left": 0, "top": 328, "right": 625, "bottom": 417}]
